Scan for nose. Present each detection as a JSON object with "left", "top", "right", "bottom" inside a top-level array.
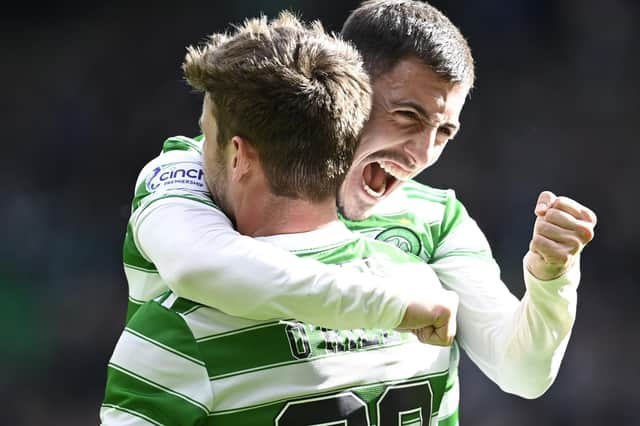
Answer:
[{"left": 403, "top": 127, "right": 439, "bottom": 168}]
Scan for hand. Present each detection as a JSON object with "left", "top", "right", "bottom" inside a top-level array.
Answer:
[
  {"left": 396, "top": 287, "right": 458, "bottom": 346},
  {"left": 525, "top": 191, "right": 597, "bottom": 281}
]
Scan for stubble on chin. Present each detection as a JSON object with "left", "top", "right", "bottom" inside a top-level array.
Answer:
[
  {"left": 204, "top": 162, "right": 234, "bottom": 223},
  {"left": 336, "top": 194, "right": 372, "bottom": 222}
]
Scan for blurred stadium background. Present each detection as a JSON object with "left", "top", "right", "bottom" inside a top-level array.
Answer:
[{"left": 1, "top": 0, "right": 638, "bottom": 424}]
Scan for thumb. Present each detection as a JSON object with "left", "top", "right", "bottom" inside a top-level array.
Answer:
[{"left": 535, "top": 190, "right": 557, "bottom": 217}]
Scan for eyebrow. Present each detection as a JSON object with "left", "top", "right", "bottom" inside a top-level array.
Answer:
[{"left": 393, "top": 100, "right": 460, "bottom": 133}]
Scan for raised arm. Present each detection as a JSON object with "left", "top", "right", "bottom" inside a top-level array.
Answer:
[{"left": 430, "top": 191, "right": 595, "bottom": 398}]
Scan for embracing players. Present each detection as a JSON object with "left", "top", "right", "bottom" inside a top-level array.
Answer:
[{"left": 104, "top": 1, "right": 597, "bottom": 425}]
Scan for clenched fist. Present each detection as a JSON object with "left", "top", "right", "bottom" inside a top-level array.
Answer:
[
  {"left": 399, "top": 289, "right": 459, "bottom": 346},
  {"left": 525, "top": 191, "right": 597, "bottom": 281},
  {"left": 392, "top": 262, "right": 459, "bottom": 346}
]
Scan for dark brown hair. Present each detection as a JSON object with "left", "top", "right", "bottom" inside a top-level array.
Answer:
[
  {"left": 183, "top": 12, "right": 372, "bottom": 201},
  {"left": 342, "top": 0, "right": 475, "bottom": 86}
]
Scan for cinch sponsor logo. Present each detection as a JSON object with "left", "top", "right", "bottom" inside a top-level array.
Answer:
[{"left": 145, "top": 162, "right": 206, "bottom": 192}]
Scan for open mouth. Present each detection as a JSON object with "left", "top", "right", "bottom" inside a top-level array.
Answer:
[{"left": 362, "top": 161, "right": 412, "bottom": 198}]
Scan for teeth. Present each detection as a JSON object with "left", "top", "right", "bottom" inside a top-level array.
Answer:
[
  {"left": 363, "top": 178, "right": 386, "bottom": 198},
  {"left": 379, "top": 161, "right": 411, "bottom": 181}
]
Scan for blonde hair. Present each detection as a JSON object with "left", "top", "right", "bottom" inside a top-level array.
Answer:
[{"left": 183, "top": 12, "right": 372, "bottom": 201}]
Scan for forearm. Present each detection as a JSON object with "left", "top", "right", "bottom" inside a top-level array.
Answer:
[
  {"left": 432, "top": 255, "right": 580, "bottom": 398},
  {"left": 495, "top": 258, "right": 579, "bottom": 398},
  {"left": 135, "top": 199, "right": 407, "bottom": 329}
]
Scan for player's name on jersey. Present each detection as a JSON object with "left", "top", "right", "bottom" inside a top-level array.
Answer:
[{"left": 282, "top": 320, "right": 408, "bottom": 360}]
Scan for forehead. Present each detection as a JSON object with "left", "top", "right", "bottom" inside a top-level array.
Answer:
[{"left": 372, "top": 57, "right": 469, "bottom": 118}]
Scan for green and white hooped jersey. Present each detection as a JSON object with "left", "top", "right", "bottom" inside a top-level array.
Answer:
[
  {"left": 117, "top": 133, "right": 582, "bottom": 424},
  {"left": 117, "top": 135, "right": 482, "bottom": 425},
  {"left": 105, "top": 224, "right": 459, "bottom": 426},
  {"left": 122, "top": 135, "right": 214, "bottom": 321},
  {"left": 341, "top": 179, "right": 493, "bottom": 268},
  {"left": 122, "top": 135, "right": 489, "bottom": 321}
]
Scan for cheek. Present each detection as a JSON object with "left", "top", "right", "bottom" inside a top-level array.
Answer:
[
  {"left": 204, "top": 148, "right": 216, "bottom": 170},
  {"left": 358, "top": 128, "right": 399, "bottom": 154},
  {"left": 430, "top": 144, "right": 447, "bottom": 164},
  {"left": 359, "top": 115, "right": 399, "bottom": 147},
  {"left": 380, "top": 119, "right": 421, "bottom": 144}
]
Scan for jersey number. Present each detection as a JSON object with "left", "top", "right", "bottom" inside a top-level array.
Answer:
[{"left": 275, "top": 380, "right": 432, "bottom": 425}]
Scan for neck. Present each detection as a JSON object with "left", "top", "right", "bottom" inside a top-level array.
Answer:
[{"left": 235, "top": 192, "right": 339, "bottom": 237}]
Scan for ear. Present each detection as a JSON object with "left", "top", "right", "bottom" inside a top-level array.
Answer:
[{"left": 230, "top": 136, "right": 257, "bottom": 182}]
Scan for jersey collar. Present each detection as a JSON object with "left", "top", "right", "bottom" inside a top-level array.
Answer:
[{"left": 256, "top": 221, "right": 357, "bottom": 252}]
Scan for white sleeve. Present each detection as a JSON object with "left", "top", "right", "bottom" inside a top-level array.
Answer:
[
  {"left": 134, "top": 197, "right": 409, "bottom": 330},
  {"left": 431, "top": 218, "right": 580, "bottom": 399}
]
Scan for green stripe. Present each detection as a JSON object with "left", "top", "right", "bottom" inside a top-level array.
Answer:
[
  {"left": 195, "top": 320, "right": 282, "bottom": 341},
  {"left": 425, "top": 222, "right": 446, "bottom": 255},
  {"left": 198, "top": 322, "right": 296, "bottom": 378},
  {"left": 170, "top": 296, "right": 202, "bottom": 315},
  {"left": 438, "top": 408, "right": 459, "bottom": 426},
  {"left": 430, "top": 249, "right": 492, "bottom": 262},
  {"left": 199, "top": 321, "right": 416, "bottom": 379},
  {"left": 109, "top": 363, "right": 209, "bottom": 412},
  {"left": 403, "top": 193, "right": 448, "bottom": 204},
  {"left": 402, "top": 181, "right": 449, "bottom": 196},
  {"left": 101, "top": 403, "right": 164, "bottom": 426},
  {"left": 401, "top": 184, "right": 449, "bottom": 202},
  {"left": 300, "top": 237, "right": 421, "bottom": 265},
  {"left": 132, "top": 178, "right": 153, "bottom": 212},
  {"left": 124, "top": 263, "right": 158, "bottom": 273},
  {"left": 103, "top": 365, "right": 207, "bottom": 425},
  {"left": 126, "top": 301, "right": 206, "bottom": 366},
  {"left": 162, "top": 136, "right": 203, "bottom": 154},
  {"left": 126, "top": 299, "right": 143, "bottom": 323},
  {"left": 403, "top": 188, "right": 448, "bottom": 201},
  {"left": 181, "top": 304, "right": 203, "bottom": 316},
  {"left": 123, "top": 224, "right": 156, "bottom": 271},
  {"left": 288, "top": 237, "right": 364, "bottom": 259},
  {"left": 437, "top": 198, "right": 467, "bottom": 244},
  {"left": 406, "top": 193, "right": 448, "bottom": 203},
  {"left": 155, "top": 291, "right": 172, "bottom": 305}
]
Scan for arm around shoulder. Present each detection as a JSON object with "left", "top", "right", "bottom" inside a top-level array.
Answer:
[{"left": 135, "top": 197, "right": 409, "bottom": 329}]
